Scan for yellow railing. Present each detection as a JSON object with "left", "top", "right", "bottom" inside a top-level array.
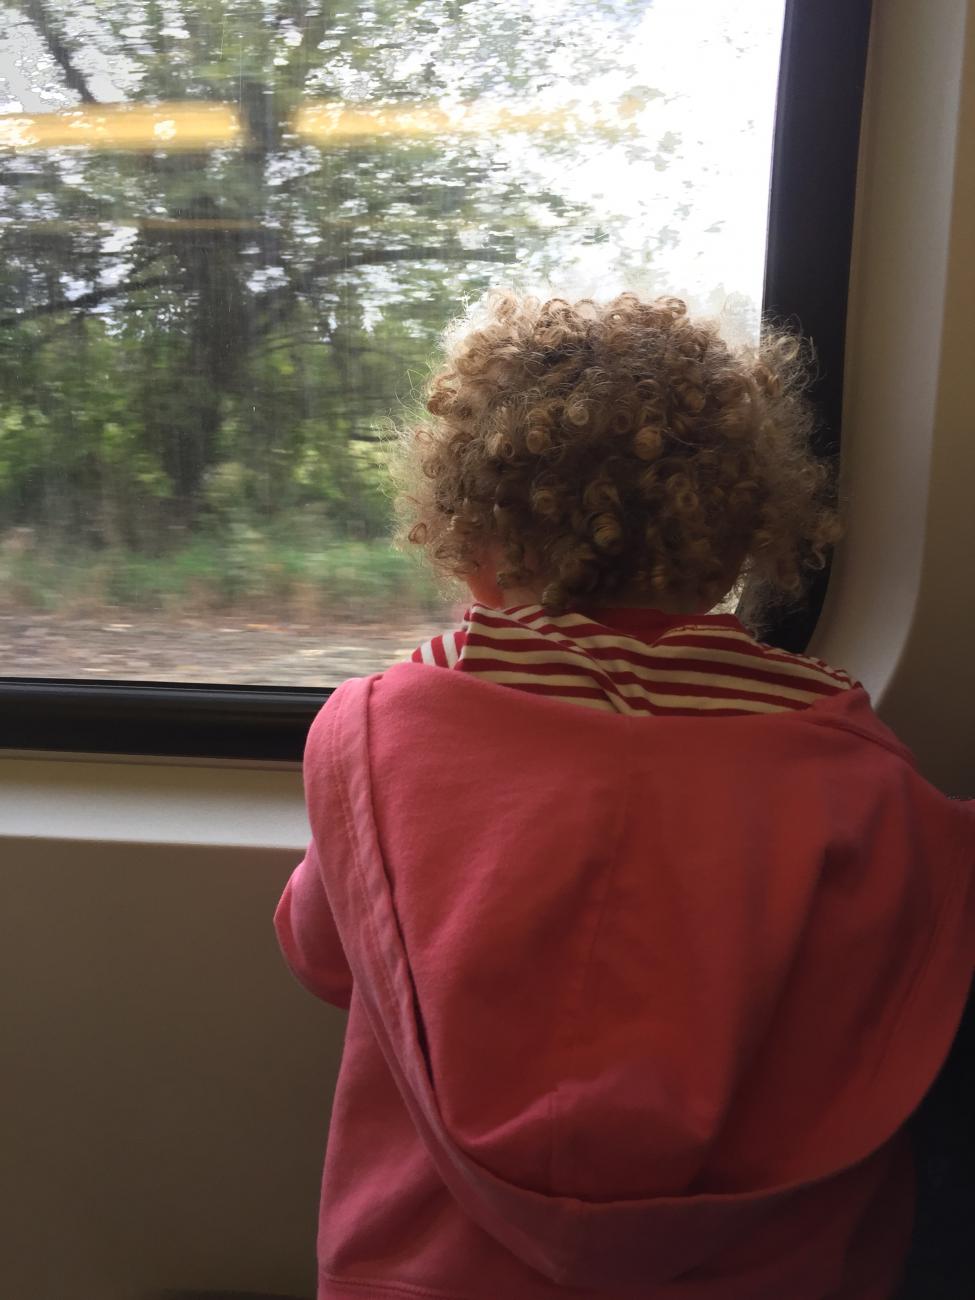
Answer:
[
  {"left": 0, "top": 98, "right": 638, "bottom": 151},
  {"left": 0, "top": 103, "right": 243, "bottom": 150}
]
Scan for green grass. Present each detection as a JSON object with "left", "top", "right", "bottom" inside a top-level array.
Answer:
[{"left": 0, "top": 531, "right": 446, "bottom": 623}]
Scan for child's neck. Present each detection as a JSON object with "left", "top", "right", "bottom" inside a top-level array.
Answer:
[
  {"left": 494, "top": 584, "right": 717, "bottom": 617},
  {"left": 466, "top": 546, "right": 738, "bottom": 617}
]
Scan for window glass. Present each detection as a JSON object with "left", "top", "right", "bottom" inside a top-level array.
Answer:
[{"left": 0, "top": 0, "right": 786, "bottom": 686}]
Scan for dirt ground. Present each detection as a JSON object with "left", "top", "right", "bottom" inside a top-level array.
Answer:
[{"left": 0, "top": 610, "right": 454, "bottom": 687}]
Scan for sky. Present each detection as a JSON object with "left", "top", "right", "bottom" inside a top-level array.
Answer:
[{"left": 499, "top": 0, "right": 787, "bottom": 333}]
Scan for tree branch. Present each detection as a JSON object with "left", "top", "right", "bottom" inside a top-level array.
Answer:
[
  {"left": 0, "top": 275, "right": 171, "bottom": 329},
  {"left": 20, "top": 0, "right": 98, "bottom": 104},
  {"left": 254, "top": 244, "right": 516, "bottom": 339},
  {"left": 3, "top": 244, "right": 515, "bottom": 333},
  {"left": 302, "top": 244, "right": 517, "bottom": 283}
]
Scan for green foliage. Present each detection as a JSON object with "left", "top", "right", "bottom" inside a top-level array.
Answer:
[
  {"left": 0, "top": 530, "right": 443, "bottom": 620},
  {"left": 1, "top": 0, "right": 665, "bottom": 616}
]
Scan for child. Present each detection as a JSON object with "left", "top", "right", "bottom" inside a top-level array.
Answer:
[{"left": 275, "top": 293, "right": 975, "bottom": 1300}]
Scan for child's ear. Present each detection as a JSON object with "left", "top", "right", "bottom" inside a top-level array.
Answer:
[
  {"left": 466, "top": 560, "right": 504, "bottom": 609},
  {"left": 464, "top": 541, "right": 505, "bottom": 607}
]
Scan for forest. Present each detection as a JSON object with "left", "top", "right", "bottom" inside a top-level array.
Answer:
[{"left": 0, "top": 0, "right": 681, "bottom": 628}]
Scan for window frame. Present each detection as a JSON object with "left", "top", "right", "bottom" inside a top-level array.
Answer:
[
  {"left": 760, "top": 0, "right": 874, "bottom": 653},
  {"left": 0, "top": 0, "right": 873, "bottom": 761}
]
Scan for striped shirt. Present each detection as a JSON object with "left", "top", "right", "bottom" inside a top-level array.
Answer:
[{"left": 410, "top": 603, "right": 857, "bottom": 717}]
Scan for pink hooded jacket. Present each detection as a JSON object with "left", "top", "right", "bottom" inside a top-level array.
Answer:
[{"left": 275, "top": 653, "right": 975, "bottom": 1300}]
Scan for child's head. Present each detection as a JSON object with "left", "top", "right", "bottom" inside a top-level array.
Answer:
[{"left": 391, "top": 292, "right": 842, "bottom": 624}]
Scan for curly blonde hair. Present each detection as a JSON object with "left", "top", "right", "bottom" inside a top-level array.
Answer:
[{"left": 390, "top": 292, "right": 843, "bottom": 626}]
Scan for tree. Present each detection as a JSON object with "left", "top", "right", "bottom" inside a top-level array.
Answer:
[{"left": 0, "top": 0, "right": 659, "bottom": 544}]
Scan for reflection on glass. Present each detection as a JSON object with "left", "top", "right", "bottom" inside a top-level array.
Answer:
[
  {"left": 0, "top": 102, "right": 243, "bottom": 149},
  {"left": 1, "top": 98, "right": 654, "bottom": 149},
  {"left": 0, "top": 0, "right": 785, "bottom": 686}
]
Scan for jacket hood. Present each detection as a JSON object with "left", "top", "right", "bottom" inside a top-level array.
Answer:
[{"left": 301, "top": 662, "right": 975, "bottom": 1290}]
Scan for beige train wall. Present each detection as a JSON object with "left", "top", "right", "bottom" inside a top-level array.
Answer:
[
  {"left": 2, "top": 2, "right": 974, "bottom": 1297},
  {"left": 809, "top": 0, "right": 975, "bottom": 799},
  {"left": 2, "top": 834, "right": 326, "bottom": 1300}
]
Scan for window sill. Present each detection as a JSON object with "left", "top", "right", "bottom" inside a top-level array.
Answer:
[{"left": 0, "top": 752, "right": 308, "bottom": 851}]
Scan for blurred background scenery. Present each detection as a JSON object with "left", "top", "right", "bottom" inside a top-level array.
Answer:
[{"left": 0, "top": 0, "right": 784, "bottom": 683}]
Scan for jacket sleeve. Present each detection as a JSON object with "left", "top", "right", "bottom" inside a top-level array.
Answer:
[{"left": 274, "top": 836, "right": 353, "bottom": 1010}]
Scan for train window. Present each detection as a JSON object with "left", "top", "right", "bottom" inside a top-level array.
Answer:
[{"left": 0, "top": 0, "right": 871, "bottom": 758}]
